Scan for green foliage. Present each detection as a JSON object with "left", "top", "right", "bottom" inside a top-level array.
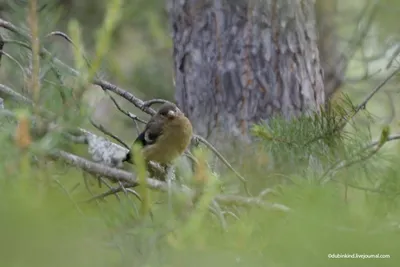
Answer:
[{"left": 250, "top": 98, "right": 353, "bottom": 176}]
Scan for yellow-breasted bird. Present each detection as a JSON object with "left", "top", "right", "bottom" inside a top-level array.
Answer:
[{"left": 124, "top": 103, "right": 193, "bottom": 165}]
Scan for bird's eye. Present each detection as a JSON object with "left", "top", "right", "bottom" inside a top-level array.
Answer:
[{"left": 159, "top": 110, "right": 168, "bottom": 116}]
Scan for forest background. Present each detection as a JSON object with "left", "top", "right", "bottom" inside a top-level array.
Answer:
[{"left": 1, "top": 0, "right": 400, "bottom": 266}]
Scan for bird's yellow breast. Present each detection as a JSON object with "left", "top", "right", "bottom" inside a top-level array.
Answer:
[{"left": 142, "top": 116, "right": 192, "bottom": 164}]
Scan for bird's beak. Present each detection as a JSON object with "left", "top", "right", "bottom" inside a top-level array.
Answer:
[{"left": 167, "top": 110, "right": 176, "bottom": 119}]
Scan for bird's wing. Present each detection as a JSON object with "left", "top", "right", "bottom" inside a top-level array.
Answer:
[{"left": 134, "top": 118, "right": 164, "bottom": 147}]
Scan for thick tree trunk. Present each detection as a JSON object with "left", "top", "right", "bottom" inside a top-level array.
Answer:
[{"left": 168, "top": 0, "right": 325, "bottom": 143}]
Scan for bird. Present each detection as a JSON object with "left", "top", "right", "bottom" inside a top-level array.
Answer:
[{"left": 124, "top": 102, "right": 193, "bottom": 166}]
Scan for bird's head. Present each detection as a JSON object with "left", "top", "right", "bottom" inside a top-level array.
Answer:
[{"left": 157, "top": 103, "right": 183, "bottom": 120}]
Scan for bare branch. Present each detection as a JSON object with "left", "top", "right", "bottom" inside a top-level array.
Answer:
[
  {"left": 386, "top": 44, "right": 400, "bottom": 69},
  {"left": 106, "top": 90, "right": 147, "bottom": 125},
  {"left": 337, "top": 67, "right": 400, "bottom": 131},
  {"left": 53, "top": 178, "right": 84, "bottom": 215},
  {"left": 353, "top": 68, "right": 399, "bottom": 113},
  {"left": 143, "top": 99, "right": 175, "bottom": 108},
  {"left": 89, "top": 117, "right": 130, "bottom": 150},
  {"left": 85, "top": 183, "right": 141, "bottom": 202},
  {"left": 193, "top": 135, "right": 251, "bottom": 196}
]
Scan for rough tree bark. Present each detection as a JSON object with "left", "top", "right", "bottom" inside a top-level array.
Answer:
[{"left": 167, "top": 0, "right": 325, "bottom": 143}]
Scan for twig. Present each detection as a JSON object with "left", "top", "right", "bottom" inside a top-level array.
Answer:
[
  {"left": 53, "top": 178, "right": 84, "bottom": 215},
  {"left": 352, "top": 68, "right": 399, "bottom": 114},
  {"left": 367, "top": 133, "right": 400, "bottom": 149},
  {"left": 45, "top": 31, "right": 94, "bottom": 73},
  {"left": 335, "top": 67, "right": 400, "bottom": 132},
  {"left": 107, "top": 91, "right": 146, "bottom": 123},
  {"left": 320, "top": 144, "right": 381, "bottom": 184},
  {"left": 386, "top": 44, "right": 400, "bottom": 69},
  {"left": 331, "top": 179, "right": 385, "bottom": 193},
  {"left": 143, "top": 99, "right": 174, "bottom": 108},
  {"left": 90, "top": 118, "right": 130, "bottom": 149},
  {"left": 193, "top": 135, "right": 251, "bottom": 196},
  {"left": 99, "top": 176, "right": 121, "bottom": 202},
  {"left": 85, "top": 183, "right": 141, "bottom": 203},
  {"left": 320, "top": 132, "right": 400, "bottom": 184},
  {"left": 209, "top": 200, "right": 227, "bottom": 230}
]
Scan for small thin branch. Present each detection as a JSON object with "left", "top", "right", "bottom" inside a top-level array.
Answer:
[
  {"left": 386, "top": 44, "right": 400, "bottom": 69},
  {"left": 106, "top": 90, "right": 147, "bottom": 124},
  {"left": 367, "top": 133, "right": 400, "bottom": 149},
  {"left": 320, "top": 144, "right": 381, "bottom": 184},
  {"left": 45, "top": 30, "right": 93, "bottom": 71},
  {"left": 143, "top": 99, "right": 175, "bottom": 108},
  {"left": 53, "top": 178, "right": 84, "bottom": 215},
  {"left": 99, "top": 176, "right": 121, "bottom": 202},
  {"left": 337, "top": 67, "right": 400, "bottom": 131},
  {"left": 46, "top": 31, "right": 74, "bottom": 43},
  {"left": 209, "top": 200, "right": 227, "bottom": 230},
  {"left": 47, "top": 63, "right": 67, "bottom": 104},
  {"left": 193, "top": 135, "right": 251, "bottom": 196},
  {"left": 320, "top": 132, "right": 400, "bottom": 184},
  {"left": 90, "top": 118, "right": 130, "bottom": 149},
  {"left": 353, "top": 68, "right": 399, "bottom": 114},
  {"left": 85, "top": 183, "right": 141, "bottom": 203},
  {"left": 331, "top": 179, "right": 385, "bottom": 193}
]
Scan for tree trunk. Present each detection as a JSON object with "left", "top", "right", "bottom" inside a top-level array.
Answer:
[{"left": 167, "top": 0, "right": 325, "bottom": 143}]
